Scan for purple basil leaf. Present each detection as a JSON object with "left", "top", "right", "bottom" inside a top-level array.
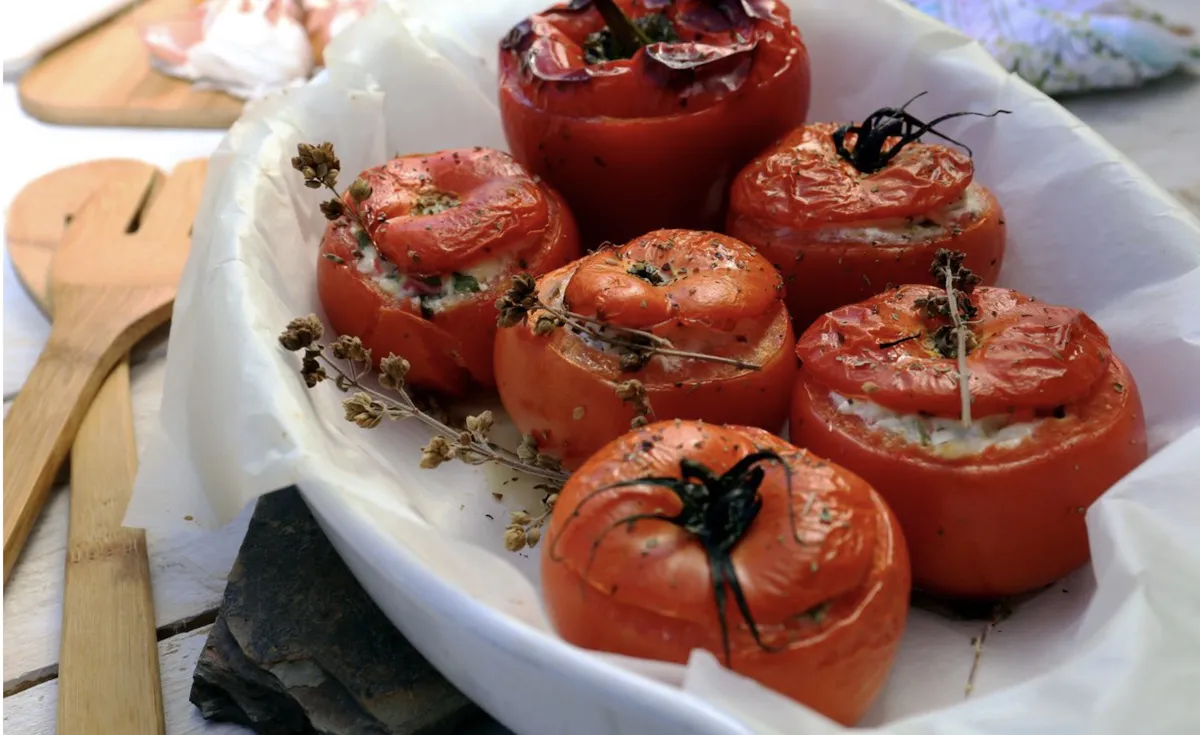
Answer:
[
  {"left": 528, "top": 44, "right": 594, "bottom": 82},
  {"left": 643, "top": 39, "right": 756, "bottom": 71},
  {"left": 740, "top": 0, "right": 776, "bottom": 20},
  {"left": 501, "top": 19, "right": 533, "bottom": 51}
]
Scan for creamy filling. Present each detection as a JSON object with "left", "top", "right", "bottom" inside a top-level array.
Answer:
[
  {"left": 808, "top": 183, "right": 988, "bottom": 245},
  {"left": 352, "top": 238, "right": 512, "bottom": 315},
  {"left": 829, "top": 391, "right": 1038, "bottom": 458}
]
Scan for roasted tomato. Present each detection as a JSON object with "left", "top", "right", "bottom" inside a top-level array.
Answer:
[
  {"left": 727, "top": 108, "right": 1007, "bottom": 331},
  {"left": 789, "top": 284, "right": 1149, "bottom": 599},
  {"left": 498, "top": 0, "right": 810, "bottom": 247},
  {"left": 494, "top": 229, "right": 797, "bottom": 469},
  {"left": 541, "top": 420, "right": 911, "bottom": 725},
  {"left": 318, "top": 148, "right": 581, "bottom": 395}
]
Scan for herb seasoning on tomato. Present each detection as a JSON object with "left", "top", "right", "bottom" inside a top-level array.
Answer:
[
  {"left": 541, "top": 420, "right": 910, "bottom": 725},
  {"left": 317, "top": 147, "right": 581, "bottom": 395},
  {"left": 789, "top": 251, "right": 1148, "bottom": 598},
  {"left": 494, "top": 229, "right": 796, "bottom": 469},
  {"left": 498, "top": 0, "right": 811, "bottom": 247},
  {"left": 727, "top": 94, "right": 1009, "bottom": 331}
]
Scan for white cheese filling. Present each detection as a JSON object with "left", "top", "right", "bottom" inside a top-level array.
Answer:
[
  {"left": 829, "top": 391, "right": 1038, "bottom": 458},
  {"left": 353, "top": 240, "right": 512, "bottom": 313},
  {"left": 808, "top": 183, "right": 989, "bottom": 246}
]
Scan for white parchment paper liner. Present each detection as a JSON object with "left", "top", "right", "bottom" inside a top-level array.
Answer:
[{"left": 129, "top": 0, "right": 1200, "bottom": 732}]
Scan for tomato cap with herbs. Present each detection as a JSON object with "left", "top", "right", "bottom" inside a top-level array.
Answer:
[
  {"left": 499, "top": 0, "right": 811, "bottom": 246},
  {"left": 728, "top": 122, "right": 1006, "bottom": 330},
  {"left": 494, "top": 229, "right": 797, "bottom": 469},
  {"left": 789, "top": 285, "right": 1148, "bottom": 598},
  {"left": 795, "top": 285, "right": 1110, "bottom": 419},
  {"left": 541, "top": 421, "right": 910, "bottom": 725},
  {"left": 318, "top": 147, "right": 581, "bottom": 395}
]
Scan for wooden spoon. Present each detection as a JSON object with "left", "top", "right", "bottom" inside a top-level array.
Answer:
[{"left": 4, "top": 158, "right": 207, "bottom": 734}]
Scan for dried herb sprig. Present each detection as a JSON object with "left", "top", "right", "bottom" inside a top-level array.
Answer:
[
  {"left": 917, "top": 249, "right": 982, "bottom": 425},
  {"left": 292, "top": 141, "right": 374, "bottom": 229},
  {"left": 615, "top": 379, "right": 654, "bottom": 429},
  {"left": 279, "top": 316, "right": 570, "bottom": 490},
  {"left": 504, "top": 489, "right": 559, "bottom": 552},
  {"left": 495, "top": 274, "right": 762, "bottom": 373}
]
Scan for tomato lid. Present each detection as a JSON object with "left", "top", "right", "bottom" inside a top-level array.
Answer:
[
  {"left": 561, "top": 229, "right": 783, "bottom": 331},
  {"left": 547, "top": 422, "right": 879, "bottom": 641},
  {"left": 796, "top": 285, "right": 1113, "bottom": 418},
  {"left": 729, "top": 122, "right": 976, "bottom": 228},
  {"left": 350, "top": 148, "right": 551, "bottom": 274},
  {"left": 498, "top": 0, "right": 804, "bottom": 118}
]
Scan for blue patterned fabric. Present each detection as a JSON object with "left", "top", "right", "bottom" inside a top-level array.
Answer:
[{"left": 904, "top": 0, "right": 1199, "bottom": 94}]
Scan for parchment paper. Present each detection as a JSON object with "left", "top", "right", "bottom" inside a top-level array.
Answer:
[{"left": 127, "top": 0, "right": 1200, "bottom": 732}]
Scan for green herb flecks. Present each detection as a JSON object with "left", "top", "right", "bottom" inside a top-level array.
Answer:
[
  {"left": 583, "top": 9, "right": 678, "bottom": 64},
  {"left": 452, "top": 272, "right": 481, "bottom": 294}
]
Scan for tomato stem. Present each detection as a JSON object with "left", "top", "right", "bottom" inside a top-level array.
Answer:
[
  {"left": 832, "top": 93, "right": 1011, "bottom": 174},
  {"left": 592, "top": 0, "right": 654, "bottom": 59},
  {"left": 549, "top": 450, "right": 814, "bottom": 667}
]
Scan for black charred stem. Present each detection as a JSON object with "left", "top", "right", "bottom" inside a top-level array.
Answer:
[
  {"left": 833, "top": 92, "right": 1011, "bottom": 174},
  {"left": 550, "top": 450, "right": 806, "bottom": 666},
  {"left": 878, "top": 333, "right": 920, "bottom": 349},
  {"left": 591, "top": 0, "right": 654, "bottom": 59}
]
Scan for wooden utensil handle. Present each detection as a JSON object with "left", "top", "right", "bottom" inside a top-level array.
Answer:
[
  {"left": 2, "top": 317, "right": 122, "bottom": 582},
  {"left": 58, "top": 358, "right": 165, "bottom": 735}
]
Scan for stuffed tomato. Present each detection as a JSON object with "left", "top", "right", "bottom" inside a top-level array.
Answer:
[
  {"left": 541, "top": 420, "right": 910, "bottom": 726},
  {"left": 788, "top": 282, "right": 1148, "bottom": 598},
  {"left": 498, "top": 0, "right": 810, "bottom": 247},
  {"left": 318, "top": 147, "right": 581, "bottom": 395},
  {"left": 494, "top": 229, "right": 796, "bottom": 469},
  {"left": 727, "top": 113, "right": 1007, "bottom": 331}
]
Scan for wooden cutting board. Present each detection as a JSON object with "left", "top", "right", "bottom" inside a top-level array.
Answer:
[{"left": 17, "top": 0, "right": 244, "bottom": 129}]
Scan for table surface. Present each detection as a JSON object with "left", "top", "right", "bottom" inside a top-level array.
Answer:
[{"left": 3, "top": 3, "right": 1199, "bottom": 730}]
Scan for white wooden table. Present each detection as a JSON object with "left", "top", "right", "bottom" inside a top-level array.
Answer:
[{"left": 3, "top": 3, "right": 1199, "bottom": 728}]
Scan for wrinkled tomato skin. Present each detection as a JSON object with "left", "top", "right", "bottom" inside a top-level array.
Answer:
[
  {"left": 494, "top": 230, "right": 798, "bottom": 469},
  {"left": 727, "top": 122, "right": 1006, "bottom": 331},
  {"left": 541, "top": 422, "right": 910, "bottom": 725},
  {"left": 496, "top": 304, "right": 796, "bottom": 468},
  {"left": 317, "top": 150, "right": 581, "bottom": 396},
  {"left": 500, "top": 71, "right": 809, "bottom": 247},
  {"left": 498, "top": 2, "right": 811, "bottom": 247},
  {"left": 789, "top": 358, "right": 1148, "bottom": 599},
  {"left": 728, "top": 187, "right": 1005, "bottom": 332}
]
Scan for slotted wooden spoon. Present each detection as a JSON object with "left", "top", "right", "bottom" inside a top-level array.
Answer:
[{"left": 5, "top": 158, "right": 208, "bottom": 734}]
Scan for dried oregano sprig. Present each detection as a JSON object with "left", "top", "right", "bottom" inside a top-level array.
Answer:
[
  {"left": 292, "top": 141, "right": 375, "bottom": 230},
  {"left": 280, "top": 316, "right": 570, "bottom": 489},
  {"left": 916, "top": 249, "right": 981, "bottom": 425},
  {"left": 503, "top": 489, "right": 558, "bottom": 552},
  {"left": 495, "top": 274, "right": 762, "bottom": 373},
  {"left": 615, "top": 379, "right": 654, "bottom": 430},
  {"left": 280, "top": 317, "right": 663, "bottom": 553}
]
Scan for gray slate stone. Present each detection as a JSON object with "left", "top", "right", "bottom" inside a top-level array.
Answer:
[{"left": 190, "top": 487, "right": 510, "bottom": 735}]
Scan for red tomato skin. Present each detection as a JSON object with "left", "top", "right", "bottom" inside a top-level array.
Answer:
[
  {"left": 541, "top": 422, "right": 910, "bottom": 725},
  {"left": 789, "top": 358, "right": 1148, "bottom": 598},
  {"left": 728, "top": 186, "right": 1006, "bottom": 332},
  {"left": 498, "top": 4, "right": 811, "bottom": 247},
  {"left": 316, "top": 158, "right": 581, "bottom": 396},
  {"left": 495, "top": 304, "right": 796, "bottom": 469},
  {"left": 494, "top": 229, "right": 798, "bottom": 469}
]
